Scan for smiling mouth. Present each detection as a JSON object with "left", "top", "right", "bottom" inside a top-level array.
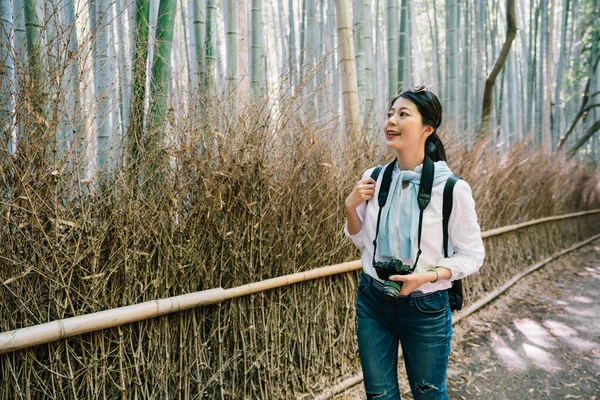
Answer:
[{"left": 386, "top": 131, "right": 401, "bottom": 137}]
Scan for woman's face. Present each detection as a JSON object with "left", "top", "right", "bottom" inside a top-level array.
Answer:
[{"left": 384, "top": 96, "right": 433, "bottom": 151}]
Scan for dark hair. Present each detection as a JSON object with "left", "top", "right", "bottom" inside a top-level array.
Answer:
[{"left": 389, "top": 88, "right": 446, "bottom": 162}]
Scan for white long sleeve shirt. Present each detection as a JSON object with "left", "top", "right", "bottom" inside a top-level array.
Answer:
[{"left": 344, "top": 163, "right": 485, "bottom": 294}]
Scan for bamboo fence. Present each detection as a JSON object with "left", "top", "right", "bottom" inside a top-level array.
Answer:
[{"left": 2, "top": 209, "right": 598, "bottom": 356}]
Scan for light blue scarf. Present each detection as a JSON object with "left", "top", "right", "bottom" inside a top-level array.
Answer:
[{"left": 378, "top": 161, "right": 454, "bottom": 261}]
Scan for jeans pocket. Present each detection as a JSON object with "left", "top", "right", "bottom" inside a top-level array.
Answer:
[
  {"left": 414, "top": 292, "right": 448, "bottom": 314},
  {"left": 358, "top": 273, "right": 371, "bottom": 293}
]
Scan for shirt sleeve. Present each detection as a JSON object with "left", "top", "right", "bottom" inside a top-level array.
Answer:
[
  {"left": 435, "top": 180, "right": 485, "bottom": 281},
  {"left": 343, "top": 168, "right": 375, "bottom": 251}
]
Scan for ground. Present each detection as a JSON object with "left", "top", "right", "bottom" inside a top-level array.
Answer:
[{"left": 332, "top": 240, "right": 600, "bottom": 400}]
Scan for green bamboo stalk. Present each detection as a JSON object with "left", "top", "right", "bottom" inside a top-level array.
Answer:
[
  {"left": 334, "top": 0, "right": 361, "bottom": 142},
  {"left": 544, "top": 0, "right": 554, "bottom": 153},
  {"left": 328, "top": 0, "right": 338, "bottom": 115},
  {"left": 276, "top": 0, "right": 287, "bottom": 76},
  {"left": 205, "top": 0, "right": 216, "bottom": 92},
  {"left": 288, "top": 0, "right": 297, "bottom": 89},
  {"left": 24, "top": 0, "right": 44, "bottom": 85},
  {"left": 299, "top": 0, "right": 306, "bottom": 82},
  {"left": 0, "top": 0, "right": 14, "bottom": 154},
  {"left": 354, "top": 0, "right": 365, "bottom": 116},
  {"left": 183, "top": 0, "right": 196, "bottom": 88},
  {"left": 537, "top": 0, "right": 546, "bottom": 146},
  {"left": 446, "top": 0, "right": 458, "bottom": 126},
  {"left": 527, "top": 0, "right": 539, "bottom": 135},
  {"left": 374, "top": 0, "right": 382, "bottom": 117},
  {"left": 115, "top": 0, "right": 130, "bottom": 139},
  {"left": 192, "top": 0, "right": 206, "bottom": 88},
  {"left": 517, "top": 0, "right": 528, "bottom": 141},
  {"left": 45, "top": 0, "right": 65, "bottom": 159},
  {"left": 317, "top": 0, "right": 325, "bottom": 119},
  {"left": 60, "top": 0, "right": 84, "bottom": 170},
  {"left": 507, "top": 51, "right": 518, "bottom": 142},
  {"left": 462, "top": 0, "right": 470, "bottom": 136},
  {"left": 23, "top": 0, "right": 46, "bottom": 146},
  {"left": 128, "top": 0, "right": 150, "bottom": 164},
  {"left": 224, "top": 0, "right": 238, "bottom": 115},
  {"left": 90, "top": 0, "right": 112, "bottom": 171},
  {"left": 363, "top": 0, "right": 374, "bottom": 118},
  {"left": 238, "top": 0, "right": 249, "bottom": 96},
  {"left": 406, "top": 0, "right": 415, "bottom": 86},
  {"left": 149, "top": 0, "right": 177, "bottom": 137},
  {"left": 305, "top": 0, "right": 316, "bottom": 112},
  {"left": 432, "top": 0, "right": 442, "bottom": 100},
  {"left": 552, "top": 0, "right": 570, "bottom": 149},
  {"left": 397, "top": 0, "right": 407, "bottom": 90},
  {"left": 215, "top": 8, "right": 225, "bottom": 91},
  {"left": 386, "top": 0, "right": 398, "bottom": 99},
  {"left": 251, "top": 0, "right": 264, "bottom": 97},
  {"left": 425, "top": 0, "right": 439, "bottom": 95}
]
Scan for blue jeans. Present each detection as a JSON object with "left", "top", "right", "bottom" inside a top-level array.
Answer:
[{"left": 356, "top": 272, "right": 452, "bottom": 400}]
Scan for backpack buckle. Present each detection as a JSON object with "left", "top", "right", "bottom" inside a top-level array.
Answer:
[{"left": 417, "top": 192, "right": 431, "bottom": 210}]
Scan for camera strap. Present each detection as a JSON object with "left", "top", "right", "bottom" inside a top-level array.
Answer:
[{"left": 371, "top": 155, "right": 434, "bottom": 271}]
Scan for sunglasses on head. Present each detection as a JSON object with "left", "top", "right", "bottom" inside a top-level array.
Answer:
[{"left": 400, "top": 85, "right": 430, "bottom": 94}]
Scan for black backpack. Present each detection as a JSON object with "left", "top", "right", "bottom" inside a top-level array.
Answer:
[{"left": 369, "top": 161, "right": 464, "bottom": 311}]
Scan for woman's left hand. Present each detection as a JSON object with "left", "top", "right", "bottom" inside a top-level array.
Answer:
[{"left": 389, "top": 273, "right": 430, "bottom": 296}]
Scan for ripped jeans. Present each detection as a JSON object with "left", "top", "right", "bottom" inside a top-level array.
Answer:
[{"left": 356, "top": 273, "right": 452, "bottom": 400}]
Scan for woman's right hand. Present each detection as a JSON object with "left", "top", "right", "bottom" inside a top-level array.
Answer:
[{"left": 345, "top": 177, "right": 376, "bottom": 211}]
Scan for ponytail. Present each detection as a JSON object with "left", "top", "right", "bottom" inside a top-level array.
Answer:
[{"left": 425, "top": 132, "right": 446, "bottom": 162}]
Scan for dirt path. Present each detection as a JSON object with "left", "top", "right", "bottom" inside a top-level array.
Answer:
[{"left": 333, "top": 240, "right": 600, "bottom": 400}]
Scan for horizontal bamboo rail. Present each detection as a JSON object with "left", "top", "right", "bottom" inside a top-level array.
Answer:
[
  {"left": 480, "top": 209, "right": 600, "bottom": 238},
  {"left": 1, "top": 209, "right": 598, "bottom": 355},
  {"left": 0, "top": 261, "right": 362, "bottom": 354}
]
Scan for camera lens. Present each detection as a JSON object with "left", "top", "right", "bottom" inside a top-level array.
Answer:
[{"left": 381, "top": 280, "right": 403, "bottom": 303}]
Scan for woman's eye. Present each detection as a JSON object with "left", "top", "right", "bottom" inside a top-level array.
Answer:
[
  {"left": 400, "top": 112, "right": 407, "bottom": 117},
  {"left": 387, "top": 113, "right": 393, "bottom": 118}
]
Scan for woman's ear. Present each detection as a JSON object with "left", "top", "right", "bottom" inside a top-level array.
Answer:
[{"left": 422, "top": 125, "right": 434, "bottom": 138}]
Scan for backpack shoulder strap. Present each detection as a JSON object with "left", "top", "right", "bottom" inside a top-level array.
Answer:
[
  {"left": 370, "top": 165, "right": 383, "bottom": 182},
  {"left": 417, "top": 154, "right": 434, "bottom": 210},
  {"left": 443, "top": 175, "right": 461, "bottom": 257},
  {"left": 365, "top": 165, "right": 383, "bottom": 207}
]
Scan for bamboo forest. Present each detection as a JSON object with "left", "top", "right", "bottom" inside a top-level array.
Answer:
[{"left": 1, "top": 0, "right": 600, "bottom": 398}]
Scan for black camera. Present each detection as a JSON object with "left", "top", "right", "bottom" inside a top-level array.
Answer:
[{"left": 373, "top": 260, "right": 412, "bottom": 302}]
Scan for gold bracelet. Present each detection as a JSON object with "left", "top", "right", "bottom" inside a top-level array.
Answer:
[{"left": 428, "top": 268, "right": 441, "bottom": 284}]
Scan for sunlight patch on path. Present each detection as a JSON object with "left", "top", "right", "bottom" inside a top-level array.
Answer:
[
  {"left": 490, "top": 332, "right": 527, "bottom": 371},
  {"left": 570, "top": 296, "right": 594, "bottom": 304},
  {"left": 543, "top": 320, "right": 598, "bottom": 354},
  {"left": 543, "top": 319, "right": 578, "bottom": 337},
  {"left": 564, "top": 306, "right": 598, "bottom": 318},
  {"left": 503, "top": 326, "right": 516, "bottom": 342},
  {"left": 522, "top": 343, "right": 557, "bottom": 371},
  {"left": 514, "top": 318, "right": 558, "bottom": 349}
]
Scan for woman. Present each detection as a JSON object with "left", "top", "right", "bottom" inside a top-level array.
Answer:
[{"left": 344, "top": 87, "right": 485, "bottom": 400}]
